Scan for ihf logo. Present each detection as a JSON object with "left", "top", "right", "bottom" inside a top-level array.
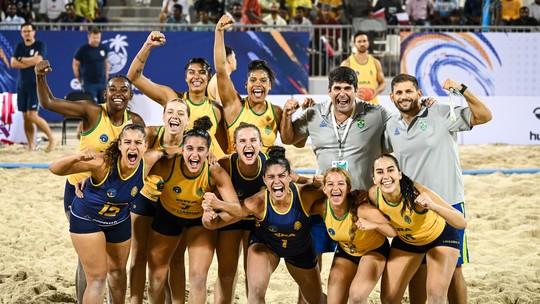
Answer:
[{"left": 530, "top": 107, "right": 540, "bottom": 141}]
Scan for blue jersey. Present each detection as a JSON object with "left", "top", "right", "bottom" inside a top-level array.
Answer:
[
  {"left": 14, "top": 40, "right": 47, "bottom": 87},
  {"left": 254, "top": 183, "right": 312, "bottom": 257},
  {"left": 71, "top": 159, "right": 145, "bottom": 226},
  {"left": 74, "top": 43, "right": 108, "bottom": 84},
  {"left": 229, "top": 151, "right": 267, "bottom": 200}
]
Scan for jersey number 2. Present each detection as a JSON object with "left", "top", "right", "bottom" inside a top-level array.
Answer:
[{"left": 98, "top": 203, "right": 121, "bottom": 217}]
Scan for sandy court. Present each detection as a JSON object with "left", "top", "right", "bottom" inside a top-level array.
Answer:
[{"left": 0, "top": 140, "right": 539, "bottom": 303}]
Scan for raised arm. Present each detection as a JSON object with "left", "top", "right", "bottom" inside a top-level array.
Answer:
[
  {"left": 414, "top": 183, "right": 467, "bottom": 229},
  {"left": 214, "top": 15, "right": 242, "bottom": 122},
  {"left": 443, "top": 78, "right": 492, "bottom": 126},
  {"left": 142, "top": 146, "right": 182, "bottom": 177},
  {"left": 35, "top": 60, "right": 100, "bottom": 123},
  {"left": 126, "top": 31, "right": 178, "bottom": 106},
  {"left": 49, "top": 150, "right": 105, "bottom": 176},
  {"left": 280, "top": 98, "right": 309, "bottom": 145}
]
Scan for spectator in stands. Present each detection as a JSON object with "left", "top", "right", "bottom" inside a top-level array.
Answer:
[
  {"left": 278, "top": 4, "right": 290, "bottom": 22},
  {"left": 193, "top": 8, "right": 214, "bottom": 31},
  {"left": 495, "top": 0, "right": 522, "bottom": 24},
  {"left": 511, "top": 6, "right": 539, "bottom": 24},
  {"left": 194, "top": 0, "right": 223, "bottom": 23},
  {"left": 406, "top": 0, "right": 433, "bottom": 25},
  {"left": 228, "top": 1, "right": 243, "bottom": 23},
  {"left": 75, "top": 0, "right": 97, "bottom": 21},
  {"left": 313, "top": 4, "right": 342, "bottom": 75},
  {"left": 259, "top": 0, "right": 277, "bottom": 14},
  {"left": 431, "top": 0, "right": 460, "bottom": 24},
  {"left": 38, "top": 0, "right": 68, "bottom": 22},
  {"left": 463, "top": 0, "right": 482, "bottom": 24},
  {"left": 59, "top": 2, "right": 86, "bottom": 28},
  {"left": 92, "top": 6, "right": 108, "bottom": 23},
  {"left": 2, "top": 3, "right": 25, "bottom": 27},
  {"left": 166, "top": 3, "right": 189, "bottom": 24},
  {"left": 263, "top": 2, "right": 287, "bottom": 29},
  {"left": 12, "top": 0, "right": 34, "bottom": 21},
  {"left": 241, "top": 0, "right": 264, "bottom": 24},
  {"left": 160, "top": 0, "right": 191, "bottom": 23},
  {"left": 73, "top": 27, "right": 109, "bottom": 104},
  {"left": 286, "top": 0, "right": 313, "bottom": 20},
  {"left": 342, "top": 0, "right": 373, "bottom": 22},
  {"left": 373, "top": 0, "right": 404, "bottom": 25},
  {"left": 530, "top": 0, "right": 540, "bottom": 23},
  {"left": 289, "top": 5, "right": 312, "bottom": 25}
]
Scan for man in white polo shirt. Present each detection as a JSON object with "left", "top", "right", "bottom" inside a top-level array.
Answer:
[{"left": 385, "top": 73, "right": 492, "bottom": 304}]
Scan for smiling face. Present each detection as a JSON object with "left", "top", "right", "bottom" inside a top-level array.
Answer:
[
  {"left": 118, "top": 129, "right": 147, "bottom": 169},
  {"left": 185, "top": 63, "right": 209, "bottom": 95},
  {"left": 329, "top": 81, "right": 356, "bottom": 116},
  {"left": 264, "top": 164, "right": 292, "bottom": 201},
  {"left": 246, "top": 69, "right": 272, "bottom": 104},
  {"left": 372, "top": 156, "right": 402, "bottom": 196},
  {"left": 323, "top": 171, "right": 350, "bottom": 206},
  {"left": 183, "top": 136, "right": 209, "bottom": 173},
  {"left": 390, "top": 80, "right": 422, "bottom": 115},
  {"left": 234, "top": 127, "right": 262, "bottom": 166},
  {"left": 163, "top": 100, "right": 189, "bottom": 136},
  {"left": 105, "top": 77, "right": 133, "bottom": 113}
]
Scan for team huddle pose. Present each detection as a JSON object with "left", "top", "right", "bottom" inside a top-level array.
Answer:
[{"left": 36, "top": 13, "right": 493, "bottom": 304}]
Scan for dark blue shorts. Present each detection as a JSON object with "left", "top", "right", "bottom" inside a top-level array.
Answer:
[
  {"left": 392, "top": 223, "right": 461, "bottom": 254},
  {"left": 151, "top": 202, "right": 202, "bottom": 236},
  {"left": 17, "top": 85, "right": 39, "bottom": 112},
  {"left": 218, "top": 219, "right": 255, "bottom": 232},
  {"left": 130, "top": 194, "right": 157, "bottom": 217},
  {"left": 64, "top": 180, "right": 76, "bottom": 213},
  {"left": 69, "top": 212, "right": 131, "bottom": 243},
  {"left": 309, "top": 215, "right": 337, "bottom": 254},
  {"left": 248, "top": 233, "right": 318, "bottom": 270},
  {"left": 334, "top": 239, "right": 390, "bottom": 265}
]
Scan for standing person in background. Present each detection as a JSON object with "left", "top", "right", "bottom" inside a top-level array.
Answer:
[
  {"left": 207, "top": 45, "right": 237, "bottom": 104},
  {"left": 38, "top": 0, "right": 68, "bottom": 22},
  {"left": 75, "top": 0, "right": 98, "bottom": 21},
  {"left": 385, "top": 74, "right": 492, "bottom": 304},
  {"left": 340, "top": 31, "right": 386, "bottom": 105},
  {"left": 73, "top": 27, "right": 109, "bottom": 104},
  {"left": 10, "top": 22, "right": 55, "bottom": 152}
]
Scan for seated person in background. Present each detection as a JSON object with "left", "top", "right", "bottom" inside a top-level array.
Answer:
[
  {"left": 373, "top": 0, "right": 404, "bottom": 25},
  {"left": 58, "top": 2, "right": 86, "bottom": 29},
  {"left": 262, "top": 2, "right": 287, "bottom": 29},
  {"left": 463, "top": 0, "right": 482, "bottom": 24},
  {"left": 431, "top": 0, "right": 460, "bottom": 24},
  {"left": 510, "top": 6, "right": 539, "bottom": 25},
  {"left": 495, "top": 0, "right": 522, "bottom": 25},
  {"left": 166, "top": 3, "right": 189, "bottom": 23}
]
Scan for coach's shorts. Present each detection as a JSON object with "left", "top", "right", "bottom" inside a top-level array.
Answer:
[
  {"left": 248, "top": 233, "right": 318, "bottom": 269},
  {"left": 151, "top": 202, "right": 201, "bottom": 236},
  {"left": 392, "top": 223, "right": 461, "bottom": 254},
  {"left": 334, "top": 239, "right": 390, "bottom": 265},
  {"left": 130, "top": 194, "right": 157, "bottom": 217},
  {"left": 69, "top": 212, "right": 131, "bottom": 243},
  {"left": 453, "top": 202, "right": 469, "bottom": 265},
  {"left": 310, "top": 215, "right": 337, "bottom": 254},
  {"left": 17, "top": 85, "right": 39, "bottom": 112}
]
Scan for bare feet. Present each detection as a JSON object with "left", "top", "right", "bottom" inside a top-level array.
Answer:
[{"left": 45, "top": 137, "right": 56, "bottom": 152}]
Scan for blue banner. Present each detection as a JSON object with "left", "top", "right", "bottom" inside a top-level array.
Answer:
[{"left": 0, "top": 30, "right": 309, "bottom": 122}]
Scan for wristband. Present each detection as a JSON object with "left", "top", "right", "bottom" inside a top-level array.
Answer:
[{"left": 459, "top": 84, "right": 467, "bottom": 95}]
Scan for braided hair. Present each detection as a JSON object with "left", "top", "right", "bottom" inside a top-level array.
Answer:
[
  {"left": 104, "top": 123, "right": 146, "bottom": 169},
  {"left": 183, "top": 116, "right": 212, "bottom": 148}
]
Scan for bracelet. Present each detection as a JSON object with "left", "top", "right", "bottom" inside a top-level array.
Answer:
[{"left": 459, "top": 84, "right": 467, "bottom": 95}]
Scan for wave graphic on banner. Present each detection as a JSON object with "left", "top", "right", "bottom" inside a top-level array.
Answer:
[
  {"left": 400, "top": 33, "right": 502, "bottom": 96},
  {"left": 0, "top": 33, "right": 16, "bottom": 93}
]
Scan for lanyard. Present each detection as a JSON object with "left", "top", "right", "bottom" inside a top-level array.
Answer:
[{"left": 330, "top": 105, "right": 356, "bottom": 159}]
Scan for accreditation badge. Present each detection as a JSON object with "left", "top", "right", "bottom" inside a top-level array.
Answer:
[{"left": 331, "top": 160, "right": 349, "bottom": 171}]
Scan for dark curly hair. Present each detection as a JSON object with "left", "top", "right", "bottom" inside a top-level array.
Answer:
[
  {"left": 247, "top": 60, "right": 275, "bottom": 85},
  {"left": 104, "top": 124, "right": 146, "bottom": 168}
]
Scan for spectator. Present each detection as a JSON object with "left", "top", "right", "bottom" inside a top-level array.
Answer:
[
  {"left": 166, "top": 3, "right": 188, "bottom": 23},
  {"left": 73, "top": 27, "right": 109, "bottom": 103},
  {"left": 228, "top": 1, "right": 243, "bottom": 23},
  {"left": 58, "top": 2, "right": 86, "bottom": 28},
  {"left": 373, "top": 0, "right": 404, "bottom": 25},
  {"left": 160, "top": 0, "right": 191, "bottom": 23},
  {"left": 289, "top": 5, "right": 312, "bottom": 25},
  {"left": 495, "top": 0, "right": 522, "bottom": 24},
  {"left": 2, "top": 2, "right": 25, "bottom": 28},
  {"left": 313, "top": 4, "right": 342, "bottom": 75},
  {"left": 12, "top": 0, "right": 34, "bottom": 21},
  {"left": 432, "top": 0, "right": 460, "bottom": 24},
  {"left": 92, "top": 6, "right": 108, "bottom": 23},
  {"left": 286, "top": 0, "right": 313, "bottom": 19},
  {"left": 406, "top": 0, "right": 434, "bottom": 25},
  {"left": 241, "top": 0, "right": 264, "bottom": 24},
  {"left": 511, "top": 6, "right": 539, "bottom": 24},
  {"left": 259, "top": 0, "right": 277, "bottom": 13},
  {"left": 463, "top": 0, "right": 482, "bottom": 24},
  {"left": 38, "top": 0, "right": 68, "bottom": 22},
  {"left": 530, "top": 0, "right": 540, "bottom": 22},
  {"left": 193, "top": 0, "right": 223, "bottom": 23},
  {"left": 193, "top": 8, "right": 214, "bottom": 31},
  {"left": 278, "top": 4, "right": 290, "bottom": 21},
  {"left": 75, "top": 0, "right": 97, "bottom": 21},
  {"left": 262, "top": 2, "right": 287, "bottom": 29},
  {"left": 342, "top": 0, "right": 373, "bottom": 21}
]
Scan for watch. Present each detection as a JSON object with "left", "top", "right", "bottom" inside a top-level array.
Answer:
[{"left": 459, "top": 84, "right": 467, "bottom": 95}]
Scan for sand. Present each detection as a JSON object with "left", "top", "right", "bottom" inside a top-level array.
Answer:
[{"left": 1, "top": 141, "right": 539, "bottom": 303}]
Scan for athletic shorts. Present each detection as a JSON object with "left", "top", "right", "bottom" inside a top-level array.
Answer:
[
  {"left": 218, "top": 219, "right": 255, "bottom": 232},
  {"left": 391, "top": 223, "right": 461, "bottom": 254},
  {"left": 248, "top": 233, "right": 318, "bottom": 270},
  {"left": 69, "top": 212, "right": 131, "bottom": 243},
  {"left": 453, "top": 202, "right": 469, "bottom": 265},
  {"left": 151, "top": 202, "right": 201, "bottom": 236},
  {"left": 17, "top": 84, "right": 39, "bottom": 112},
  {"left": 64, "top": 180, "right": 76, "bottom": 213},
  {"left": 334, "top": 239, "right": 390, "bottom": 265},
  {"left": 309, "top": 215, "right": 337, "bottom": 254},
  {"left": 130, "top": 194, "right": 157, "bottom": 217}
]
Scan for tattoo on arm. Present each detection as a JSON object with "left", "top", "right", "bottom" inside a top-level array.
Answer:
[
  {"left": 135, "top": 68, "right": 143, "bottom": 77},
  {"left": 136, "top": 55, "right": 146, "bottom": 64}
]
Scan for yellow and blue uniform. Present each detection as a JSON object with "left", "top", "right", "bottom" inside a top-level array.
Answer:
[
  {"left": 347, "top": 54, "right": 380, "bottom": 104},
  {"left": 226, "top": 99, "right": 278, "bottom": 154},
  {"left": 151, "top": 154, "right": 212, "bottom": 236},
  {"left": 70, "top": 158, "right": 145, "bottom": 243},
  {"left": 375, "top": 187, "right": 460, "bottom": 253},
  {"left": 323, "top": 199, "right": 389, "bottom": 263},
  {"left": 250, "top": 183, "right": 317, "bottom": 269},
  {"left": 180, "top": 92, "right": 226, "bottom": 159},
  {"left": 220, "top": 151, "right": 267, "bottom": 231},
  {"left": 64, "top": 104, "right": 131, "bottom": 212}
]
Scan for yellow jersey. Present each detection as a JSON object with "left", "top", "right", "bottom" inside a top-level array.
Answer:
[
  {"left": 347, "top": 54, "right": 380, "bottom": 104},
  {"left": 323, "top": 199, "right": 386, "bottom": 256},
  {"left": 226, "top": 99, "right": 278, "bottom": 154},
  {"left": 158, "top": 155, "right": 212, "bottom": 219},
  {"left": 375, "top": 187, "right": 445, "bottom": 246},
  {"left": 67, "top": 104, "right": 131, "bottom": 185},
  {"left": 182, "top": 92, "right": 226, "bottom": 159}
]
